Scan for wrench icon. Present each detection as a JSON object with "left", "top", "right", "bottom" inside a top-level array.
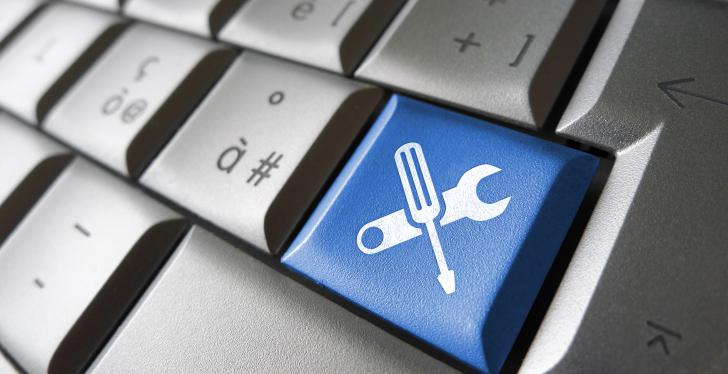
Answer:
[{"left": 356, "top": 163, "right": 511, "bottom": 255}]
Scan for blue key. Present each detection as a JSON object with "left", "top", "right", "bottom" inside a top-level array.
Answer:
[{"left": 282, "top": 95, "right": 598, "bottom": 372}]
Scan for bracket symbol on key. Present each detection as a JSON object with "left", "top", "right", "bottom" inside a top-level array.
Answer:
[{"left": 356, "top": 164, "right": 511, "bottom": 255}]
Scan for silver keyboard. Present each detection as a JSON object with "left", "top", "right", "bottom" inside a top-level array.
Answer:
[{"left": 0, "top": 0, "right": 726, "bottom": 373}]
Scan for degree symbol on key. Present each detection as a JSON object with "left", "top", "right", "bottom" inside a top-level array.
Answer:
[{"left": 356, "top": 142, "right": 511, "bottom": 294}]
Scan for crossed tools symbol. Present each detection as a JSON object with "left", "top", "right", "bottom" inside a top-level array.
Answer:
[{"left": 356, "top": 142, "right": 511, "bottom": 294}]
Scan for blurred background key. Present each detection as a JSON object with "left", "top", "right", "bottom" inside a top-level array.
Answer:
[
  {"left": 220, "top": 0, "right": 404, "bottom": 75},
  {"left": 124, "top": 0, "right": 244, "bottom": 37},
  {"left": 45, "top": 24, "right": 234, "bottom": 178},
  {"left": 0, "top": 3, "right": 124, "bottom": 124}
]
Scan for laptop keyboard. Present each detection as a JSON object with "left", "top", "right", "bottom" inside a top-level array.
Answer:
[{"left": 0, "top": 0, "right": 726, "bottom": 373}]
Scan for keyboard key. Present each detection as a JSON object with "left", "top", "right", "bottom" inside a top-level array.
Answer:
[
  {"left": 68, "top": 0, "right": 123, "bottom": 11},
  {"left": 0, "top": 113, "right": 72, "bottom": 245},
  {"left": 125, "top": 0, "right": 244, "bottom": 37},
  {"left": 45, "top": 24, "right": 234, "bottom": 178},
  {"left": 0, "top": 3, "right": 122, "bottom": 124},
  {"left": 220, "top": 0, "right": 404, "bottom": 75},
  {"left": 356, "top": 0, "right": 605, "bottom": 128},
  {"left": 521, "top": 1, "right": 728, "bottom": 372},
  {"left": 89, "top": 227, "right": 455, "bottom": 373},
  {"left": 0, "top": 0, "right": 42, "bottom": 44},
  {"left": 0, "top": 160, "right": 188, "bottom": 374},
  {"left": 143, "top": 52, "right": 383, "bottom": 254},
  {"left": 282, "top": 95, "right": 598, "bottom": 372}
]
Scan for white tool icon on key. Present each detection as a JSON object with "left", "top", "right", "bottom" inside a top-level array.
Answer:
[{"left": 356, "top": 142, "right": 511, "bottom": 294}]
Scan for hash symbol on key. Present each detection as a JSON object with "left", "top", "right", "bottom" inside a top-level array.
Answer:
[
  {"left": 248, "top": 151, "right": 283, "bottom": 186},
  {"left": 357, "top": 142, "right": 511, "bottom": 294}
]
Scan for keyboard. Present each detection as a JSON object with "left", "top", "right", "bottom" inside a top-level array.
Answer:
[{"left": 0, "top": 0, "right": 726, "bottom": 372}]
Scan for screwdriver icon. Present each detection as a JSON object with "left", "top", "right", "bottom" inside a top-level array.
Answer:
[{"left": 395, "top": 143, "right": 456, "bottom": 294}]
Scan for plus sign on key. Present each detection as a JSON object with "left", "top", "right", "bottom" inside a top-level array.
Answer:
[
  {"left": 356, "top": 0, "right": 606, "bottom": 129},
  {"left": 454, "top": 32, "right": 481, "bottom": 53},
  {"left": 282, "top": 96, "right": 598, "bottom": 372}
]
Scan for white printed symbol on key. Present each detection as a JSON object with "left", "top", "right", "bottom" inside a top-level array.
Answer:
[{"left": 356, "top": 142, "right": 511, "bottom": 294}]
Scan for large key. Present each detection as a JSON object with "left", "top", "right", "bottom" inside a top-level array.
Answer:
[
  {"left": 521, "top": 0, "right": 728, "bottom": 372},
  {"left": 282, "top": 95, "right": 598, "bottom": 372},
  {"left": 88, "top": 227, "right": 455, "bottom": 373}
]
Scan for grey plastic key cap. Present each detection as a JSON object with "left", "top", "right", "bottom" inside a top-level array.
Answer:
[
  {"left": 0, "top": 3, "right": 122, "bottom": 124},
  {"left": 0, "top": 0, "right": 42, "bottom": 44},
  {"left": 220, "top": 0, "right": 404, "bottom": 74},
  {"left": 521, "top": 0, "right": 728, "bottom": 372},
  {"left": 356, "top": 0, "right": 605, "bottom": 129},
  {"left": 0, "top": 113, "right": 72, "bottom": 245},
  {"left": 0, "top": 160, "right": 188, "bottom": 374},
  {"left": 45, "top": 24, "right": 234, "bottom": 178},
  {"left": 125, "top": 0, "right": 243, "bottom": 37},
  {"left": 142, "top": 52, "right": 382, "bottom": 254},
  {"left": 89, "top": 227, "right": 455, "bottom": 373}
]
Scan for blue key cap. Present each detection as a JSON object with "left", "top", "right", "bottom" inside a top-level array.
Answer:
[{"left": 282, "top": 95, "right": 598, "bottom": 372}]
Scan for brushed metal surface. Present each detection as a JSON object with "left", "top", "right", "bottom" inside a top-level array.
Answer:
[{"left": 522, "top": 0, "right": 728, "bottom": 372}]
